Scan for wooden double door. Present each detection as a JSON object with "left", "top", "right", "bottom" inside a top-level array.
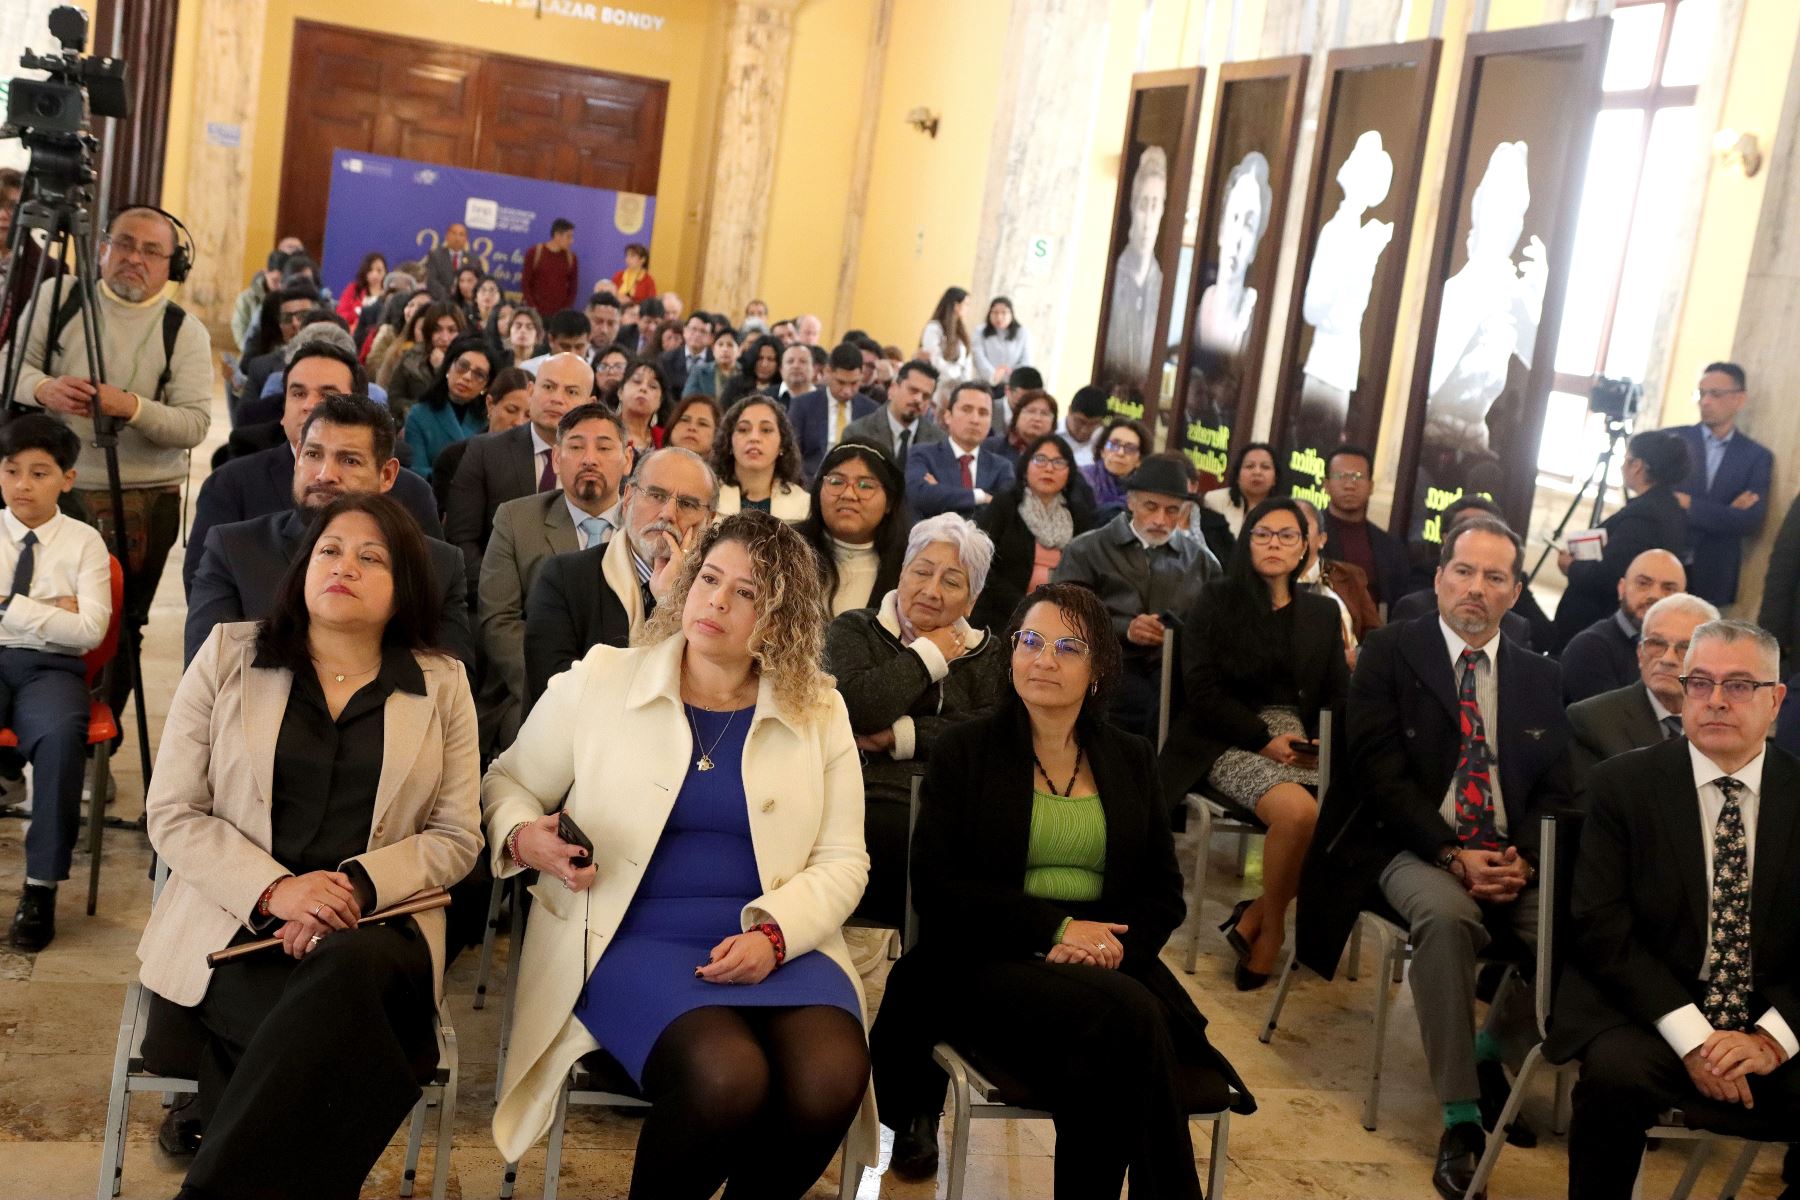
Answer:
[{"left": 276, "top": 21, "right": 668, "bottom": 262}]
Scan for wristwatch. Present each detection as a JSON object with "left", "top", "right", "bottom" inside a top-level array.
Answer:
[{"left": 1436, "top": 846, "right": 1460, "bottom": 872}]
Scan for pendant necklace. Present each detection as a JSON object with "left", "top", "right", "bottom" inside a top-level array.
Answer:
[
  {"left": 314, "top": 658, "right": 380, "bottom": 684},
  {"left": 1032, "top": 741, "right": 1084, "bottom": 797},
  {"left": 686, "top": 703, "right": 740, "bottom": 772}
]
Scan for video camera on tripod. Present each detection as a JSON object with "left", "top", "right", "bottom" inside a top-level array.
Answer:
[{"left": 2, "top": 5, "right": 128, "bottom": 209}]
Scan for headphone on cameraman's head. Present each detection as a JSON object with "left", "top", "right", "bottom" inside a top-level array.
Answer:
[{"left": 110, "top": 202, "right": 195, "bottom": 284}]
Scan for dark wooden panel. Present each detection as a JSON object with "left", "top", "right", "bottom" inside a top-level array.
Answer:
[{"left": 92, "top": 0, "right": 181, "bottom": 221}]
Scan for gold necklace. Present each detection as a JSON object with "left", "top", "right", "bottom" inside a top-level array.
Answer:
[
  {"left": 685, "top": 703, "right": 740, "bottom": 772},
  {"left": 313, "top": 657, "right": 381, "bottom": 684}
]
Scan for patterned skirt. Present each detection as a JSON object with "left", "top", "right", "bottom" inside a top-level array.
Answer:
[{"left": 1205, "top": 705, "right": 1318, "bottom": 810}]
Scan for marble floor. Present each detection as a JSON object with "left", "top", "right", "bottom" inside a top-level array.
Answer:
[{"left": 0, "top": 389, "right": 1785, "bottom": 1199}]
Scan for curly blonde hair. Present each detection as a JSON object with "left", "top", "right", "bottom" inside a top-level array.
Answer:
[{"left": 638, "top": 510, "right": 835, "bottom": 719}]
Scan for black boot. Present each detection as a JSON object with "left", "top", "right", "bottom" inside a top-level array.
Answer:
[
  {"left": 9, "top": 883, "right": 55, "bottom": 951},
  {"left": 889, "top": 1114, "right": 940, "bottom": 1180},
  {"left": 157, "top": 1094, "right": 203, "bottom": 1157}
]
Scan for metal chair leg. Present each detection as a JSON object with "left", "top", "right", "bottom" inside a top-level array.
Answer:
[
  {"left": 399, "top": 1092, "right": 428, "bottom": 1198},
  {"left": 473, "top": 876, "right": 504, "bottom": 1011},
  {"left": 1258, "top": 944, "right": 1300, "bottom": 1044},
  {"left": 499, "top": 1160, "right": 517, "bottom": 1200},
  {"left": 86, "top": 739, "right": 111, "bottom": 915},
  {"left": 1184, "top": 799, "right": 1215, "bottom": 974},
  {"left": 1206, "top": 1110, "right": 1231, "bottom": 1200},
  {"left": 1467, "top": 1044, "right": 1544, "bottom": 1197},
  {"left": 943, "top": 1053, "right": 973, "bottom": 1200},
  {"left": 1552, "top": 1064, "right": 1573, "bottom": 1136},
  {"left": 1364, "top": 929, "right": 1399, "bottom": 1131},
  {"left": 431, "top": 1018, "right": 458, "bottom": 1200},
  {"left": 543, "top": 1080, "right": 572, "bottom": 1200},
  {"left": 1670, "top": 1139, "right": 1714, "bottom": 1200},
  {"left": 1718, "top": 1141, "right": 1761, "bottom": 1200},
  {"left": 97, "top": 987, "right": 133, "bottom": 1200},
  {"left": 495, "top": 885, "right": 526, "bottom": 1104},
  {"left": 836, "top": 1142, "right": 862, "bottom": 1200}
]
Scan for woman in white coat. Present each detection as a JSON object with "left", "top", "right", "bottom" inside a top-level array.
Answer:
[{"left": 484, "top": 509, "right": 873, "bottom": 1198}]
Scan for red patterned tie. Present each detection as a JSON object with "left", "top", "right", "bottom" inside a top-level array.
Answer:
[
  {"left": 1453, "top": 648, "right": 1499, "bottom": 849},
  {"left": 958, "top": 454, "right": 973, "bottom": 489}
]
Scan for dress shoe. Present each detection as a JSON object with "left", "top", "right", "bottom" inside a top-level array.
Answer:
[
  {"left": 1217, "top": 898, "right": 1254, "bottom": 962},
  {"left": 888, "top": 1114, "right": 940, "bottom": 1180},
  {"left": 9, "top": 883, "right": 55, "bottom": 951},
  {"left": 157, "top": 1096, "right": 203, "bottom": 1157},
  {"left": 1433, "top": 1121, "right": 1486, "bottom": 1200},
  {"left": 1233, "top": 960, "right": 1272, "bottom": 991},
  {"left": 1477, "top": 1058, "right": 1538, "bottom": 1148}
]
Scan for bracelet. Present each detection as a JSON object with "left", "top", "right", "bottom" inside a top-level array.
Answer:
[
  {"left": 754, "top": 921, "right": 786, "bottom": 967},
  {"left": 506, "top": 823, "right": 527, "bottom": 869},
  {"left": 256, "top": 877, "right": 287, "bottom": 918}
]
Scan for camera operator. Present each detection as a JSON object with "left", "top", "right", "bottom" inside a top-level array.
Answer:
[{"left": 10, "top": 204, "right": 212, "bottom": 712}]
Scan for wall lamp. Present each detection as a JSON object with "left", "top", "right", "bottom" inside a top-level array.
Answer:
[
  {"left": 905, "top": 107, "right": 940, "bottom": 138},
  {"left": 1714, "top": 128, "right": 1763, "bottom": 178}
]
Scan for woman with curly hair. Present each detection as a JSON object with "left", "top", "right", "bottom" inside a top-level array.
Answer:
[
  {"left": 712, "top": 395, "right": 808, "bottom": 520},
  {"left": 484, "top": 510, "right": 875, "bottom": 1199}
]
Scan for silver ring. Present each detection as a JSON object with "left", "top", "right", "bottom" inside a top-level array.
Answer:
[
  {"left": 308, "top": 934, "right": 322, "bottom": 948},
  {"left": 311, "top": 903, "right": 321, "bottom": 917}
]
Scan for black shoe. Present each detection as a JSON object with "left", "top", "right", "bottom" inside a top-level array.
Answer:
[
  {"left": 1433, "top": 1121, "right": 1486, "bottom": 1200},
  {"left": 889, "top": 1114, "right": 940, "bottom": 1180},
  {"left": 1234, "top": 960, "right": 1272, "bottom": 991},
  {"left": 9, "top": 883, "right": 55, "bottom": 951},
  {"left": 1217, "top": 898, "right": 1254, "bottom": 962},
  {"left": 1476, "top": 1059, "right": 1538, "bottom": 1148},
  {"left": 156, "top": 1096, "right": 202, "bottom": 1158}
]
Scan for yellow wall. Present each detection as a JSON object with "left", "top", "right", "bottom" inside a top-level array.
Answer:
[
  {"left": 169, "top": 0, "right": 727, "bottom": 300},
  {"left": 845, "top": 0, "right": 1011, "bottom": 353},
  {"left": 758, "top": 0, "right": 879, "bottom": 331}
]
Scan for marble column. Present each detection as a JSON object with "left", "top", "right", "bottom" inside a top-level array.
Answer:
[
  {"left": 174, "top": 0, "right": 268, "bottom": 336},
  {"left": 831, "top": 0, "right": 894, "bottom": 339},
  {"left": 968, "top": 0, "right": 1113, "bottom": 391},
  {"left": 697, "top": 0, "right": 802, "bottom": 320}
]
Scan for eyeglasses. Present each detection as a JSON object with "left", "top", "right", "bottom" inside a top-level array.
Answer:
[
  {"left": 822, "top": 473, "right": 883, "bottom": 496},
  {"left": 1027, "top": 455, "right": 1070, "bottom": 470},
  {"left": 102, "top": 234, "right": 171, "bottom": 263},
  {"left": 1694, "top": 387, "right": 1744, "bottom": 401},
  {"left": 1329, "top": 470, "right": 1368, "bottom": 484},
  {"left": 1012, "top": 629, "right": 1090, "bottom": 660},
  {"left": 632, "top": 484, "right": 712, "bottom": 517},
  {"left": 1248, "top": 526, "right": 1304, "bottom": 547},
  {"left": 1639, "top": 635, "right": 1690, "bottom": 658},
  {"left": 278, "top": 310, "right": 310, "bottom": 327},
  {"left": 1678, "top": 674, "right": 1778, "bottom": 704},
  {"left": 1103, "top": 439, "right": 1141, "bottom": 456},
  {"left": 449, "top": 359, "right": 490, "bottom": 383}
]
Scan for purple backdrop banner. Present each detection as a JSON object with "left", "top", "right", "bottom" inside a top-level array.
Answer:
[{"left": 320, "top": 150, "right": 656, "bottom": 308}]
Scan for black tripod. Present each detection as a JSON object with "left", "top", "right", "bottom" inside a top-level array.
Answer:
[
  {"left": 0, "top": 192, "right": 157, "bottom": 819},
  {"left": 1526, "top": 415, "right": 1630, "bottom": 587}
]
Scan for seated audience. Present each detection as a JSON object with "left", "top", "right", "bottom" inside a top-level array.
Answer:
[
  {"left": 477, "top": 405, "right": 629, "bottom": 753},
  {"left": 1057, "top": 384, "right": 1110, "bottom": 470},
  {"left": 1549, "top": 619, "right": 1800, "bottom": 1200},
  {"left": 869, "top": 581, "right": 1254, "bottom": 1192},
  {"left": 522, "top": 447, "right": 718, "bottom": 710},
  {"left": 1568, "top": 591, "right": 1719, "bottom": 792},
  {"left": 445, "top": 352, "right": 584, "bottom": 593},
  {"left": 1390, "top": 494, "right": 1550, "bottom": 649},
  {"left": 368, "top": 291, "right": 431, "bottom": 385},
  {"left": 664, "top": 394, "right": 721, "bottom": 456},
  {"left": 906, "top": 382, "right": 1013, "bottom": 518},
  {"left": 184, "top": 340, "right": 441, "bottom": 594},
  {"left": 659, "top": 311, "right": 714, "bottom": 394},
  {"left": 1, "top": 417, "right": 113, "bottom": 952},
  {"left": 1052, "top": 454, "right": 1221, "bottom": 740},
  {"left": 233, "top": 321, "right": 385, "bottom": 432},
  {"left": 1554, "top": 429, "right": 1690, "bottom": 650},
  {"left": 1081, "top": 416, "right": 1149, "bottom": 520},
  {"left": 840, "top": 359, "right": 943, "bottom": 467},
  {"left": 681, "top": 325, "right": 737, "bottom": 399},
  {"left": 385, "top": 302, "right": 466, "bottom": 422},
  {"left": 617, "top": 358, "right": 671, "bottom": 455},
  {"left": 517, "top": 308, "right": 594, "bottom": 376},
  {"left": 495, "top": 306, "right": 544, "bottom": 372},
  {"left": 721, "top": 333, "right": 783, "bottom": 410},
  {"left": 1200, "top": 441, "right": 1280, "bottom": 540},
  {"left": 432, "top": 366, "right": 531, "bottom": 516},
  {"left": 1560, "top": 549, "right": 1686, "bottom": 704},
  {"left": 186, "top": 395, "right": 473, "bottom": 668},
  {"left": 1321, "top": 444, "right": 1409, "bottom": 613},
  {"left": 1000, "top": 389, "right": 1057, "bottom": 461},
  {"left": 140, "top": 492, "right": 481, "bottom": 1199},
  {"left": 1161, "top": 498, "right": 1350, "bottom": 989},
  {"left": 773, "top": 341, "right": 817, "bottom": 409},
  {"left": 795, "top": 441, "right": 911, "bottom": 616},
  {"left": 403, "top": 333, "right": 495, "bottom": 481},
  {"left": 1299, "top": 517, "right": 1572, "bottom": 1199},
  {"left": 712, "top": 396, "right": 808, "bottom": 520},
  {"left": 791, "top": 343, "right": 878, "bottom": 481},
  {"left": 827, "top": 513, "right": 1009, "bottom": 927},
  {"left": 973, "top": 433, "right": 1099, "bottom": 630},
  {"left": 485, "top": 511, "right": 873, "bottom": 1195},
  {"left": 1293, "top": 496, "right": 1378, "bottom": 648}
]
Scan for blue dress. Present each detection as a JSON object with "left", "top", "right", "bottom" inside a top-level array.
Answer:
[{"left": 574, "top": 705, "right": 860, "bottom": 1083}]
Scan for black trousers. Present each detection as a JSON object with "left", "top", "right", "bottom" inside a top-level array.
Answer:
[
  {"left": 1568, "top": 1022, "right": 1800, "bottom": 1200},
  {"left": 853, "top": 796, "right": 909, "bottom": 928},
  {"left": 177, "top": 918, "right": 437, "bottom": 1200},
  {"left": 871, "top": 952, "right": 1205, "bottom": 1200},
  {"left": 79, "top": 484, "right": 179, "bottom": 719}
]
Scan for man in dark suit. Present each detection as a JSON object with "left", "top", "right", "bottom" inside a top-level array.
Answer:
[
  {"left": 1550, "top": 619, "right": 1800, "bottom": 1199},
  {"left": 1299, "top": 517, "right": 1572, "bottom": 1199},
  {"left": 422, "top": 222, "right": 486, "bottom": 302},
  {"left": 445, "top": 352, "right": 587, "bottom": 594},
  {"left": 773, "top": 341, "right": 816, "bottom": 410},
  {"left": 185, "top": 394, "right": 472, "bottom": 667},
  {"left": 1568, "top": 591, "right": 1719, "bottom": 791},
  {"left": 905, "top": 383, "right": 1014, "bottom": 517},
  {"left": 523, "top": 447, "right": 717, "bottom": 711},
  {"left": 1392, "top": 494, "right": 1555, "bottom": 649},
  {"left": 840, "top": 359, "right": 945, "bottom": 468},
  {"left": 1672, "top": 362, "right": 1773, "bottom": 608},
  {"left": 658, "top": 312, "right": 713, "bottom": 394},
  {"left": 789, "top": 342, "right": 878, "bottom": 481},
  {"left": 1321, "top": 444, "right": 1409, "bottom": 611},
  {"left": 183, "top": 342, "right": 439, "bottom": 592},
  {"left": 1561, "top": 548, "right": 1686, "bottom": 705}
]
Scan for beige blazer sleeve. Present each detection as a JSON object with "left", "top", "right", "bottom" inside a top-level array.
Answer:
[{"left": 482, "top": 647, "right": 588, "bottom": 876}]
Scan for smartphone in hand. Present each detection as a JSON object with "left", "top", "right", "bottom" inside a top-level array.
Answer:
[{"left": 556, "top": 811, "right": 594, "bottom": 870}]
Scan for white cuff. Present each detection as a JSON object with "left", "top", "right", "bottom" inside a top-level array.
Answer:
[
  {"left": 1655, "top": 1003, "right": 1714, "bottom": 1060},
  {"left": 1755, "top": 1008, "right": 1800, "bottom": 1061},
  {"left": 890, "top": 717, "right": 916, "bottom": 762},
  {"left": 974, "top": 489, "right": 991, "bottom": 505},
  {"left": 909, "top": 637, "right": 950, "bottom": 682}
]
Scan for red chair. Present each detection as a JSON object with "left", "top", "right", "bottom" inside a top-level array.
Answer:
[{"left": 0, "top": 555, "right": 124, "bottom": 915}]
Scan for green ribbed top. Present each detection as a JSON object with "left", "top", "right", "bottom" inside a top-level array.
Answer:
[{"left": 1023, "top": 789, "right": 1106, "bottom": 902}]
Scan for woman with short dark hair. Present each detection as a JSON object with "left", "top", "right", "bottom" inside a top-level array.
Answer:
[
  {"left": 973, "top": 295, "right": 1032, "bottom": 387},
  {"left": 403, "top": 333, "right": 494, "bottom": 480},
  {"left": 974, "top": 432, "right": 1099, "bottom": 630},
  {"left": 795, "top": 440, "right": 912, "bottom": 616},
  {"left": 617, "top": 358, "right": 671, "bottom": 454},
  {"left": 713, "top": 395, "right": 807, "bottom": 519},
  {"left": 1080, "top": 417, "right": 1150, "bottom": 518},
  {"left": 1202, "top": 440, "right": 1281, "bottom": 539}
]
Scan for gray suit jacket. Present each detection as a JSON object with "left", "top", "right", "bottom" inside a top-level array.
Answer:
[
  {"left": 477, "top": 490, "right": 585, "bottom": 748},
  {"left": 1567, "top": 681, "right": 1666, "bottom": 794},
  {"left": 839, "top": 408, "right": 945, "bottom": 463},
  {"left": 446, "top": 423, "right": 539, "bottom": 596}
]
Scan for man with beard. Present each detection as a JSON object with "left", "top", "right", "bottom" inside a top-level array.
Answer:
[
  {"left": 841, "top": 359, "right": 945, "bottom": 468},
  {"left": 477, "top": 404, "right": 631, "bottom": 751},
  {"left": 184, "top": 393, "right": 472, "bottom": 667},
  {"left": 521, "top": 446, "right": 717, "bottom": 712},
  {"left": 1560, "top": 548, "right": 1686, "bottom": 704}
]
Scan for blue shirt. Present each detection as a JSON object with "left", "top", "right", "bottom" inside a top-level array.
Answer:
[{"left": 1702, "top": 426, "right": 1734, "bottom": 491}]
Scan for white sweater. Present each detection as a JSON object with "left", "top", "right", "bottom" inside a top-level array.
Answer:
[{"left": 13, "top": 279, "right": 213, "bottom": 487}]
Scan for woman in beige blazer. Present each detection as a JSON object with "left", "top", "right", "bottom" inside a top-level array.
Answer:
[
  {"left": 711, "top": 395, "right": 811, "bottom": 521},
  {"left": 138, "top": 493, "right": 482, "bottom": 1200},
  {"left": 485, "top": 509, "right": 874, "bottom": 1198}
]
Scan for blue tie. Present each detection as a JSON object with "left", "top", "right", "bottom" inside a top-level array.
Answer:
[{"left": 580, "top": 516, "right": 609, "bottom": 549}]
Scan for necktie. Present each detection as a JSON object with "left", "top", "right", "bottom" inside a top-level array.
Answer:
[
  {"left": 579, "top": 516, "right": 608, "bottom": 549},
  {"left": 9, "top": 531, "right": 35, "bottom": 601},
  {"left": 538, "top": 451, "right": 555, "bottom": 493},
  {"left": 1452, "top": 648, "right": 1500, "bottom": 849},
  {"left": 1703, "top": 777, "right": 1753, "bottom": 1032},
  {"left": 1662, "top": 715, "right": 1685, "bottom": 740},
  {"left": 451, "top": 250, "right": 461, "bottom": 271},
  {"left": 958, "top": 454, "right": 974, "bottom": 490},
  {"left": 834, "top": 398, "right": 850, "bottom": 439},
  {"left": 896, "top": 428, "right": 911, "bottom": 466}
]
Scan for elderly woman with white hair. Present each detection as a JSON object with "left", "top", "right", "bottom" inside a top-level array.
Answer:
[{"left": 826, "top": 512, "right": 1012, "bottom": 927}]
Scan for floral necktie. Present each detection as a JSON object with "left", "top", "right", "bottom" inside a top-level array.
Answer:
[{"left": 1702, "top": 777, "right": 1753, "bottom": 1032}]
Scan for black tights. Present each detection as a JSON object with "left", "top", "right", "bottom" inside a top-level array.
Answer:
[{"left": 629, "top": 1004, "right": 869, "bottom": 1200}]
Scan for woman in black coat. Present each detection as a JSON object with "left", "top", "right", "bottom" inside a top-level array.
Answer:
[
  {"left": 869, "top": 581, "right": 1254, "bottom": 1198},
  {"left": 971, "top": 432, "right": 1099, "bottom": 631},
  {"left": 1159, "top": 497, "right": 1350, "bottom": 989},
  {"left": 1552, "top": 429, "right": 1689, "bottom": 649}
]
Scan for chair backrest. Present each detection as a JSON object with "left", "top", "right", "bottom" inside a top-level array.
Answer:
[
  {"left": 1535, "top": 808, "right": 1587, "bottom": 1041},
  {"left": 1157, "top": 634, "right": 1175, "bottom": 751},
  {"left": 83, "top": 556, "right": 125, "bottom": 689}
]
